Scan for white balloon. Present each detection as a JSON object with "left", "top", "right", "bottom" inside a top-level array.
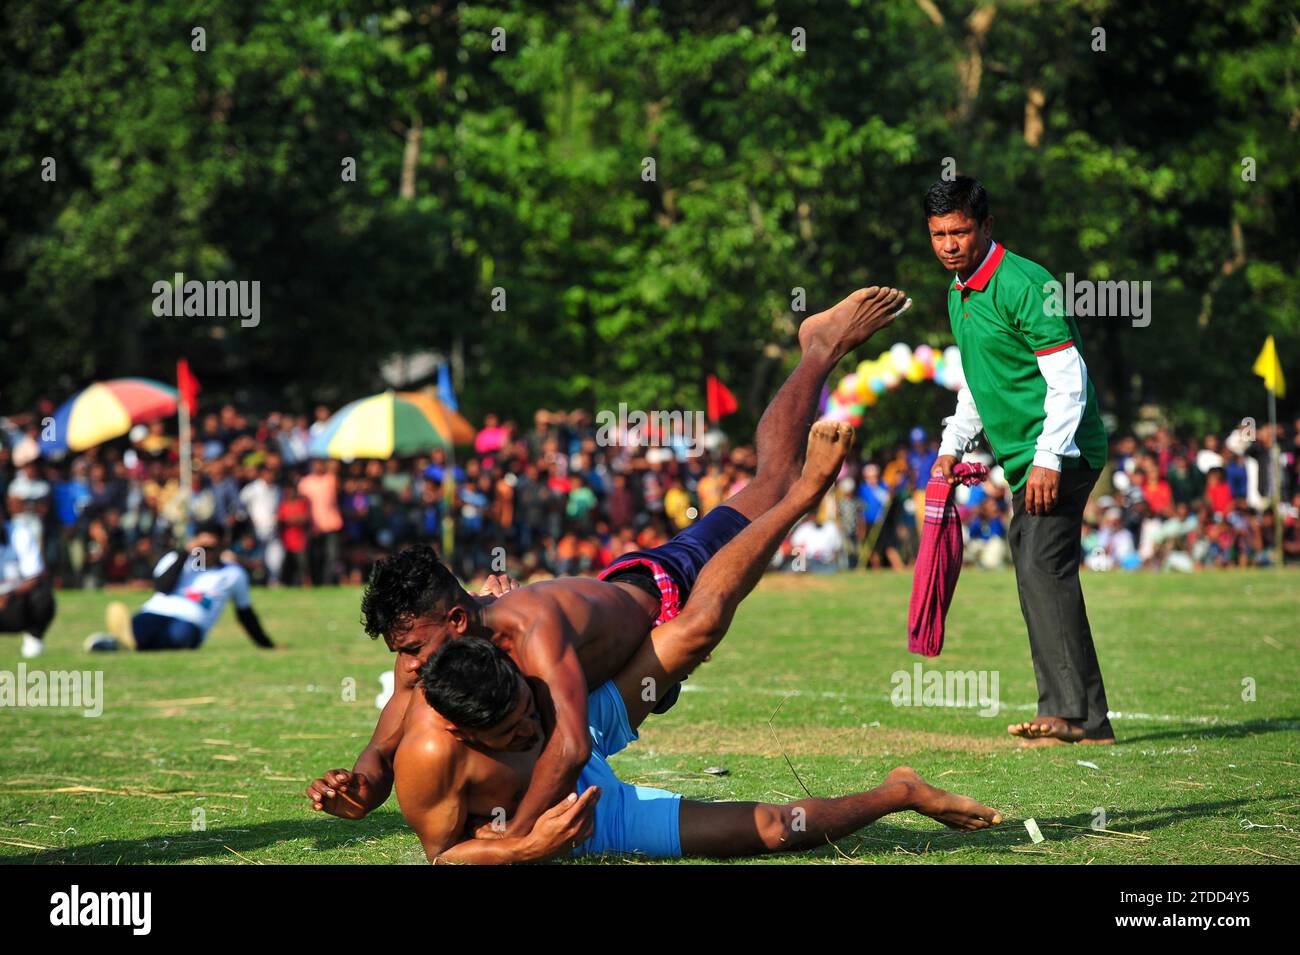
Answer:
[{"left": 889, "top": 342, "right": 912, "bottom": 373}]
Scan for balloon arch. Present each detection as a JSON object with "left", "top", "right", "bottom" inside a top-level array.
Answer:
[{"left": 825, "top": 344, "right": 965, "bottom": 427}]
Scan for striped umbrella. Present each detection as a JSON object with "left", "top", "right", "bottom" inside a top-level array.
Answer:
[
  {"left": 42, "top": 378, "right": 178, "bottom": 456},
  {"left": 309, "top": 391, "right": 475, "bottom": 460}
]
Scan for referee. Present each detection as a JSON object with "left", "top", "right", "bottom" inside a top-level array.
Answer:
[{"left": 925, "top": 176, "right": 1114, "bottom": 746}]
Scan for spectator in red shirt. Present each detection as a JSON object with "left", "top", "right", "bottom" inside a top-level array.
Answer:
[
  {"left": 1139, "top": 457, "right": 1173, "bottom": 516},
  {"left": 276, "top": 483, "right": 311, "bottom": 586},
  {"left": 1205, "top": 468, "right": 1233, "bottom": 516}
]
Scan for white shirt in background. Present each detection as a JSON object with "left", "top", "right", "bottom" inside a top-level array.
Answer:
[
  {"left": 0, "top": 520, "right": 43, "bottom": 593},
  {"left": 791, "top": 520, "right": 843, "bottom": 564},
  {"left": 141, "top": 553, "right": 252, "bottom": 638},
  {"left": 240, "top": 479, "right": 281, "bottom": 540}
]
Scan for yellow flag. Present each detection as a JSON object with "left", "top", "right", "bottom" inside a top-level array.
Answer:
[{"left": 1252, "top": 335, "right": 1286, "bottom": 397}]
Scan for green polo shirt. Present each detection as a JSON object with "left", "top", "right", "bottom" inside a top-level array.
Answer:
[{"left": 949, "top": 243, "right": 1108, "bottom": 492}]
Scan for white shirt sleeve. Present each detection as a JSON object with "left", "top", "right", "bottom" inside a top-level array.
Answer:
[
  {"left": 1033, "top": 345, "right": 1089, "bottom": 471},
  {"left": 938, "top": 385, "right": 984, "bottom": 460}
]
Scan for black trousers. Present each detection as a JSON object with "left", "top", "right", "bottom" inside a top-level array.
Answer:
[
  {"left": 0, "top": 577, "right": 56, "bottom": 639},
  {"left": 1008, "top": 468, "right": 1113, "bottom": 739},
  {"left": 308, "top": 531, "right": 339, "bottom": 586}
]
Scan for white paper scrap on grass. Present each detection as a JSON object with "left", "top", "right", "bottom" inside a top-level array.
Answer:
[
  {"left": 1024, "top": 818, "right": 1045, "bottom": 844},
  {"left": 1077, "top": 760, "right": 1100, "bottom": 770}
]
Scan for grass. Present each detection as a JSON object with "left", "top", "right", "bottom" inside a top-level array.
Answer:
[{"left": 1, "top": 569, "right": 1297, "bottom": 865}]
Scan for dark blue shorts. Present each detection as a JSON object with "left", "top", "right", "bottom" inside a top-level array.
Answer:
[
  {"left": 603, "top": 504, "right": 750, "bottom": 611},
  {"left": 133, "top": 612, "right": 204, "bottom": 650}
]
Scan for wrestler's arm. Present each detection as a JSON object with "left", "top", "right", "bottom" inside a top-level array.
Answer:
[
  {"left": 435, "top": 788, "right": 601, "bottom": 865},
  {"left": 394, "top": 730, "right": 476, "bottom": 862},
  {"left": 306, "top": 576, "right": 517, "bottom": 818},
  {"left": 496, "top": 622, "right": 591, "bottom": 838},
  {"left": 306, "top": 659, "right": 408, "bottom": 818},
  {"left": 395, "top": 727, "right": 598, "bottom": 864}
]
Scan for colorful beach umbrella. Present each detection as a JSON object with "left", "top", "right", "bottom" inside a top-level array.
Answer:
[
  {"left": 42, "top": 378, "right": 178, "bottom": 456},
  {"left": 309, "top": 391, "right": 475, "bottom": 460},
  {"left": 397, "top": 391, "right": 476, "bottom": 446}
]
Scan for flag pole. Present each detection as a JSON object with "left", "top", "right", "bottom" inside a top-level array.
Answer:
[
  {"left": 1252, "top": 337, "right": 1286, "bottom": 569},
  {"left": 178, "top": 396, "right": 192, "bottom": 545},
  {"left": 1269, "top": 386, "right": 1282, "bottom": 568},
  {"left": 442, "top": 444, "right": 456, "bottom": 564}
]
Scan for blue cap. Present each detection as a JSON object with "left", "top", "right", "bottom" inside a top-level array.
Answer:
[{"left": 910, "top": 427, "right": 926, "bottom": 444}]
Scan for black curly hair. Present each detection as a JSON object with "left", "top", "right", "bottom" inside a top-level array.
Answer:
[
  {"left": 360, "top": 544, "right": 469, "bottom": 643},
  {"left": 420, "top": 636, "right": 521, "bottom": 728}
]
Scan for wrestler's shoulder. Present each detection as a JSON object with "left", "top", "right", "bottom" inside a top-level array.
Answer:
[{"left": 397, "top": 696, "right": 463, "bottom": 765}]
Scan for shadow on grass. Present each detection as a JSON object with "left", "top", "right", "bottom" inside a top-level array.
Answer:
[
  {"left": 6, "top": 810, "right": 418, "bottom": 865},
  {"left": 1116, "top": 715, "right": 1300, "bottom": 746},
  {"left": 818, "top": 794, "right": 1291, "bottom": 863},
  {"left": 10, "top": 793, "right": 1289, "bottom": 865}
]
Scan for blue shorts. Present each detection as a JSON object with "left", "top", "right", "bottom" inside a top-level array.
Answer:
[
  {"left": 132, "top": 612, "right": 204, "bottom": 650},
  {"left": 572, "top": 681, "right": 683, "bottom": 859},
  {"left": 601, "top": 504, "right": 750, "bottom": 615}
]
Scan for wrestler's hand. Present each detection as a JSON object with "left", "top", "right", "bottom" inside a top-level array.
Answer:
[
  {"left": 1024, "top": 465, "right": 1060, "bottom": 515},
  {"left": 476, "top": 574, "right": 519, "bottom": 600},
  {"left": 523, "top": 787, "right": 601, "bottom": 860},
  {"left": 473, "top": 816, "right": 509, "bottom": 840},
  {"left": 933, "top": 455, "right": 959, "bottom": 486},
  {"left": 306, "top": 769, "right": 373, "bottom": 820}
]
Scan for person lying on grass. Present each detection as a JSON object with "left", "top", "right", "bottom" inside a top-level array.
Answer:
[
  {"left": 85, "top": 520, "right": 274, "bottom": 652},
  {"left": 393, "top": 422, "right": 1003, "bottom": 862},
  {"left": 307, "top": 286, "right": 912, "bottom": 840}
]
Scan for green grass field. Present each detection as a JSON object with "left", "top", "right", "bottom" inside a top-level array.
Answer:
[{"left": 2, "top": 570, "right": 1297, "bottom": 865}]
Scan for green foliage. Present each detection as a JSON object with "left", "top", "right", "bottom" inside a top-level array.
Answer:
[{"left": 1, "top": 0, "right": 1295, "bottom": 434}]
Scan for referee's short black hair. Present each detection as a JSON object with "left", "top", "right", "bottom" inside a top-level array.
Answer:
[{"left": 923, "top": 176, "right": 990, "bottom": 223}]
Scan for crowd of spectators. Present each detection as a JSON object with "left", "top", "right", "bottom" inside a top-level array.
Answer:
[{"left": 3, "top": 402, "right": 1299, "bottom": 591}]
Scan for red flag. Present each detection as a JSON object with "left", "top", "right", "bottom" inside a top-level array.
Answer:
[
  {"left": 176, "top": 359, "right": 200, "bottom": 416},
  {"left": 706, "top": 374, "right": 738, "bottom": 422}
]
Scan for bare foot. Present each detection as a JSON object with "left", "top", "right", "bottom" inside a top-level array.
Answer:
[
  {"left": 888, "top": 766, "right": 1003, "bottom": 832},
  {"left": 798, "top": 287, "right": 910, "bottom": 362},
  {"left": 1007, "top": 716, "right": 1085, "bottom": 743},
  {"left": 796, "top": 420, "right": 855, "bottom": 498}
]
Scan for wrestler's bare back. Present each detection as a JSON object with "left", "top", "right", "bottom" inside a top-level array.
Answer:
[
  {"left": 384, "top": 578, "right": 654, "bottom": 833},
  {"left": 480, "top": 577, "right": 657, "bottom": 687}
]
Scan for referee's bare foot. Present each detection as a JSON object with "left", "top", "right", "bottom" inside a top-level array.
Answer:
[
  {"left": 889, "top": 766, "right": 1002, "bottom": 831},
  {"left": 1008, "top": 716, "right": 1083, "bottom": 741},
  {"left": 1008, "top": 716, "right": 1114, "bottom": 745},
  {"left": 798, "top": 287, "right": 910, "bottom": 362}
]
